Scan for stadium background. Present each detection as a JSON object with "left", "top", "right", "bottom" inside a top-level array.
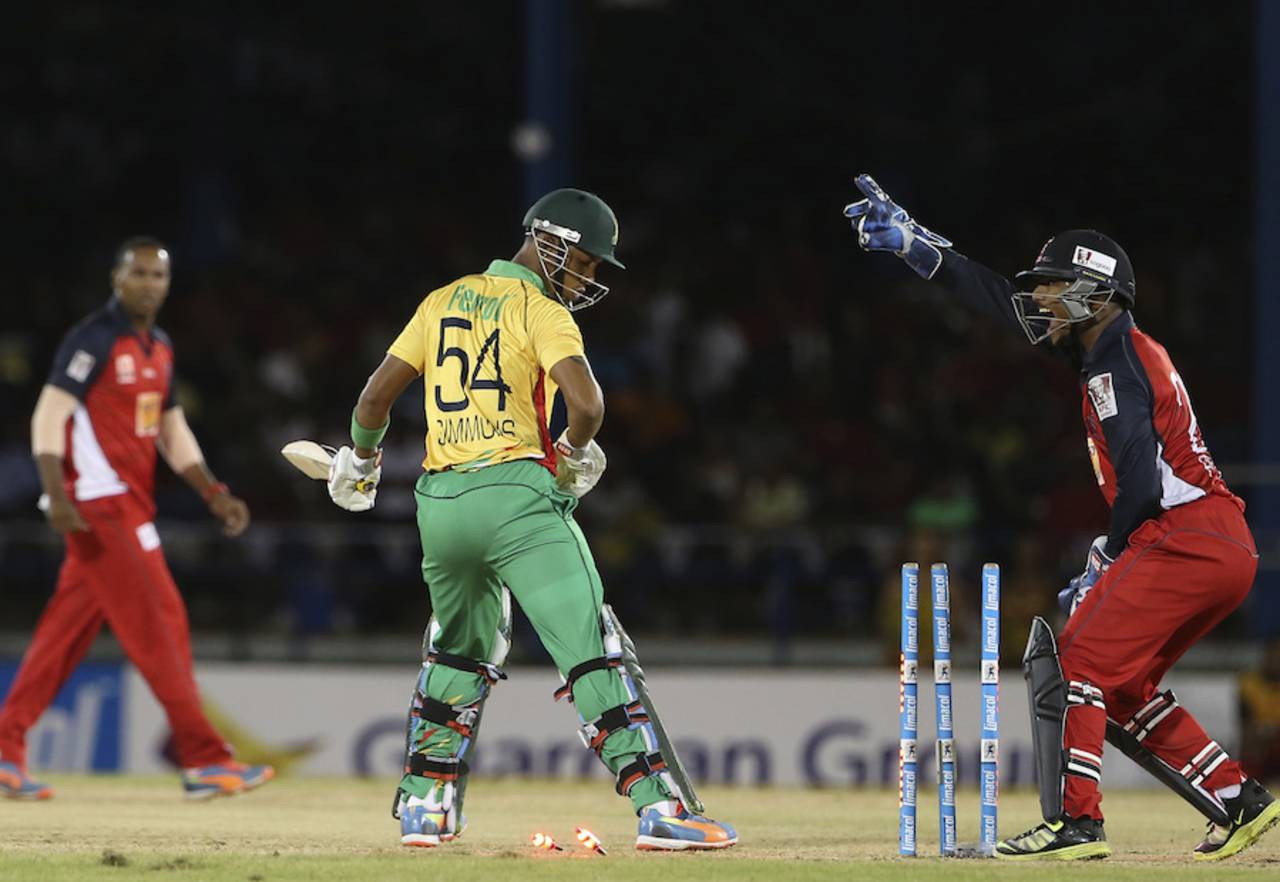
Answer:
[{"left": 1, "top": 2, "right": 1277, "bottom": 786}]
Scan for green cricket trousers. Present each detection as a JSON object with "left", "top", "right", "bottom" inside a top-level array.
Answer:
[{"left": 400, "top": 459, "right": 664, "bottom": 811}]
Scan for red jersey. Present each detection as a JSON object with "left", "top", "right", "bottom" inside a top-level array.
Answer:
[
  {"left": 936, "top": 252, "right": 1242, "bottom": 559},
  {"left": 1079, "top": 313, "right": 1238, "bottom": 556},
  {"left": 47, "top": 299, "right": 176, "bottom": 516}
]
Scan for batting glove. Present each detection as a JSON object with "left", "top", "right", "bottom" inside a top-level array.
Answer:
[
  {"left": 843, "top": 173, "right": 952, "bottom": 280},
  {"left": 328, "top": 445, "right": 382, "bottom": 512},
  {"left": 554, "top": 430, "right": 607, "bottom": 499},
  {"left": 1058, "top": 534, "right": 1113, "bottom": 616}
]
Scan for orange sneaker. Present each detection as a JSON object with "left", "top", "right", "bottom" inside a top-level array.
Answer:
[
  {"left": 635, "top": 801, "right": 737, "bottom": 850},
  {"left": 0, "top": 761, "right": 53, "bottom": 800},
  {"left": 182, "top": 761, "right": 275, "bottom": 800}
]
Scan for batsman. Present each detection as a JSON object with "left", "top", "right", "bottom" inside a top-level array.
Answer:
[
  {"left": 325, "top": 188, "right": 736, "bottom": 850},
  {"left": 845, "top": 175, "right": 1277, "bottom": 861}
]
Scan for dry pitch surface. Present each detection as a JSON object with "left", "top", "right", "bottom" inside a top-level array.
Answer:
[{"left": 2, "top": 776, "right": 1278, "bottom": 881}]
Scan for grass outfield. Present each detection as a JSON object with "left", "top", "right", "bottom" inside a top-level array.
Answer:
[{"left": 1, "top": 777, "right": 1278, "bottom": 881}]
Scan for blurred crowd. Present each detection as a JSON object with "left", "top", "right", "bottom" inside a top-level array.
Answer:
[{"left": 0, "top": 5, "right": 1265, "bottom": 657}]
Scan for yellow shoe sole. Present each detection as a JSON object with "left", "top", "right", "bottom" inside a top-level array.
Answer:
[
  {"left": 1194, "top": 800, "right": 1280, "bottom": 861},
  {"left": 994, "top": 841, "right": 1112, "bottom": 861}
]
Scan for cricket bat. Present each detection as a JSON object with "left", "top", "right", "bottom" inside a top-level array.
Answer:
[{"left": 280, "top": 440, "right": 336, "bottom": 480}]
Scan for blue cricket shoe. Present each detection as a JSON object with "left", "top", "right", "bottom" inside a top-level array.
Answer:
[{"left": 636, "top": 801, "right": 738, "bottom": 850}]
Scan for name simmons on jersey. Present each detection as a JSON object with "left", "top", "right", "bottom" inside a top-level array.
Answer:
[{"left": 434, "top": 414, "right": 519, "bottom": 444}]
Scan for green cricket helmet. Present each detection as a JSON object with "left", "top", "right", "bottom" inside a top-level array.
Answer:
[{"left": 523, "top": 188, "right": 623, "bottom": 311}]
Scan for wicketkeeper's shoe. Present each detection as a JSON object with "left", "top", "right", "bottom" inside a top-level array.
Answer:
[
  {"left": 994, "top": 815, "right": 1111, "bottom": 861},
  {"left": 1193, "top": 779, "right": 1280, "bottom": 861},
  {"left": 181, "top": 761, "right": 275, "bottom": 800},
  {"left": 398, "top": 793, "right": 465, "bottom": 847},
  {"left": 635, "top": 801, "right": 738, "bottom": 851},
  {"left": 0, "top": 761, "right": 53, "bottom": 800}
]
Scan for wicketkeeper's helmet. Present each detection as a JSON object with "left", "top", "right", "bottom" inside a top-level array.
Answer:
[{"left": 1011, "top": 229, "right": 1135, "bottom": 345}]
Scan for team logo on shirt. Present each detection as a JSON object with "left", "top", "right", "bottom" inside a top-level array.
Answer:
[
  {"left": 1087, "top": 373, "right": 1119, "bottom": 420},
  {"left": 135, "top": 391, "right": 162, "bottom": 437},
  {"left": 116, "top": 354, "right": 137, "bottom": 384},
  {"left": 1087, "top": 437, "right": 1105, "bottom": 486},
  {"left": 66, "top": 350, "right": 95, "bottom": 383}
]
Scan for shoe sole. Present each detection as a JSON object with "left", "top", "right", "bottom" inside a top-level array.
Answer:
[
  {"left": 635, "top": 835, "right": 738, "bottom": 851},
  {"left": 184, "top": 785, "right": 244, "bottom": 801},
  {"left": 183, "top": 769, "right": 274, "bottom": 801},
  {"left": 401, "top": 826, "right": 463, "bottom": 848},
  {"left": 994, "top": 842, "right": 1112, "bottom": 861},
  {"left": 1, "top": 789, "right": 53, "bottom": 801},
  {"left": 1194, "top": 800, "right": 1280, "bottom": 861}
]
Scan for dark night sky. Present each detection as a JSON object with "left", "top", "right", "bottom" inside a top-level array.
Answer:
[{"left": 0, "top": 3, "right": 1264, "bottom": 636}]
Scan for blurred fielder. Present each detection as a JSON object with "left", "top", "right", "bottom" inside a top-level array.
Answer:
[
  {"left": 0, "top": 238, "right": 273, "bottom": 801},
  {"left": 327, "top": 189, "right": 736, "bottom": 850},
  {"left": 845, "top": 176, "right": 1277, "bottom": 861}
]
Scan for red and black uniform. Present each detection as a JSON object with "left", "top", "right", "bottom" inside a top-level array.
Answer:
[
  {"left": 0, "top": 299, "right": 230, "bottom": 770},
  {"left": 938, "top": 251, "right": 1256, "bottom": 820}
]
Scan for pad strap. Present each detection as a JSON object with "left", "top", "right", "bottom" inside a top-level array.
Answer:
[
  {"left": 615, "top": 751, "right": 667, "bottom": 797},
  {"left": 428, "top": 651, "right": 507, "bottom": 686},
  {"left": 1122, "top": 689, "right": 1178, "bottom": 743},
  {"left": 554, "top": 656, "right": 623, "bottom": 702},
  {"left": 1067, "top": 680, "right": 1106, "bottom": 711},
  {"left": 584, "top": 701, "right": 649, "bottom": 754},
  {"left": 411, "top": 695, "right": 478, "bottom": 739},
  {"left": 406, "top": 754, "right": 468, "bottom": 781},
  {"left": 1181, "top": 741, "right": 1229, "bottom": 787}
]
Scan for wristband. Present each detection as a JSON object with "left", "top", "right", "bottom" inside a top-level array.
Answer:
[
  {"left": 351, "top": 409, "right": 389, "bottom": 450},
  {"left": 202, "top": 481, "right": 229, "bottom": 504}
]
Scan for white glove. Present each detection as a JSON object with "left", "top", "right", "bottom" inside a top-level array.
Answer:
[
  {"left": 328, "top": 446, "right": 382, "bottom": 512},
  {"left": 554, "top": 430, "right": 606, "bottom": 498}
]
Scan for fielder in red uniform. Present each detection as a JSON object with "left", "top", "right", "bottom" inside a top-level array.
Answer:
[
  {"left": 0, "top": 238, "right": 273, "bottom": 801},
  {"left": 845, "top": 175, "right": 1277, "bottom": 861}
]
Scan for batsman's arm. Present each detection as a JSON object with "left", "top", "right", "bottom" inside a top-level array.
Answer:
[
  {"left": 549, "top": 355, "right": 604, "bottom": 448},
  {"left": 352, "top": 354, "right": 420, "bottom": 457},
  {"left": 31, "top": 384, "right": 88, "bottom": 533}
]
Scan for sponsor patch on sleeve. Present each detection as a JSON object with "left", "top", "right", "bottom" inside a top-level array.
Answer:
[
  {"left": 66, "top": 350, "right": 96, "bottom": 383},
  {"left": 136, "top": 522, "right": 161, "bottom": 552},
  {"left": 1087, "top": 372, "right": 1119, "bottom": 420},
  {"left": 1072, "top": 246, "right": 1118, "bottom": 276}
]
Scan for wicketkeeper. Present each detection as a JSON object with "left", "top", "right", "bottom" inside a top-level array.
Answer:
[
  {"left": 325, "top": 188, "right": 737, "bottom": 850},
  {"left": 845, "top": 175, "right": 1277, "bottom": 861}
]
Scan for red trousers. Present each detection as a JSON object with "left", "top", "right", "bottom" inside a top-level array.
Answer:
[
  {"left": 1058, "top": 494, "right": 1257, "bottom": 820},
  {"left": 0, "top": 495, "right": 228, "bottom": 769}
]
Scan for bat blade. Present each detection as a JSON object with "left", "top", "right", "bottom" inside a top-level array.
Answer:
[{"left": 281, "top": 440, "right": 336, "bottom": 480}]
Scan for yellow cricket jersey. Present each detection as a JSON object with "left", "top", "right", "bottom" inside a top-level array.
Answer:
[{"left": 387, "top": 259, "right": 585, "bottom": 473}]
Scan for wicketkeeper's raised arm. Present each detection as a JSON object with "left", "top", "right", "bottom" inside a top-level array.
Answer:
[{"left": 843, "top": 174, "right": 1027, "bottom": 333}]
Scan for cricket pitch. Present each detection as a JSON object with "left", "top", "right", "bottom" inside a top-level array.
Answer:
[{"left": 2, "top": 776, "right": 1278, "bottom": 881}]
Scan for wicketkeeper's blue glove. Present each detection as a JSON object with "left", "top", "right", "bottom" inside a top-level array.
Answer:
[
  {"left": 1057, "top": 535, "right": 1113, "bottom": 616},
  {"left": 843, "top": 174, "right": 953, "bottom": 280}
]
